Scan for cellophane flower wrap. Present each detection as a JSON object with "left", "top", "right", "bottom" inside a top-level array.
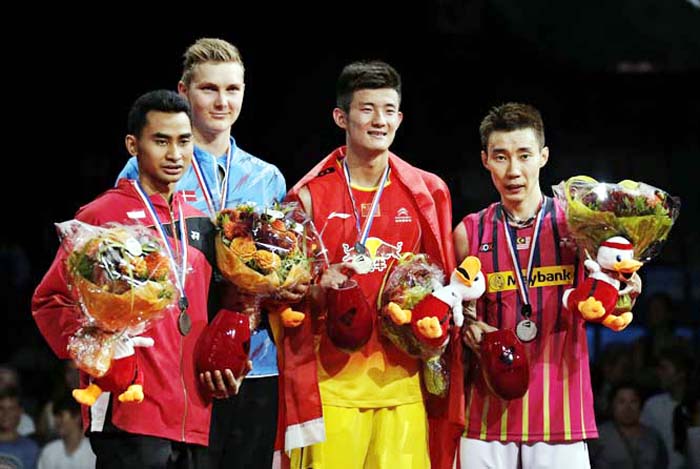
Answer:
[
  {"left": 56, "top": 220, "right": 178, "bottom": 377},
  {"left": 214, "top": 202, "right": 326, "bottom": 327},
  {"left": 552, "top": 176, "right": 680, "bottom": 262},
  {"left": 379, "top": 253, "right": 450, "bottom": 396},
  {"left": 553, "top": 176, "right": 680, "bottom": 313}
]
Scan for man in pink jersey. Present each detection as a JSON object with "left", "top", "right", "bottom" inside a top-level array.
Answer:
[
  {"left": 453, "top": 102, "right": 596, "bottom": 468},
  {"left": 285, "top": 60, "right": 457, "bottom": 469}
]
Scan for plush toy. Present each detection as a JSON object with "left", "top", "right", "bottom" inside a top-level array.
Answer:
[
  {"left": 563, "top": 236, "right": 643, "bottom": 331},
  {"left": 72, "top": 334, "right": 154, "bottom": 406},
  {"left": 386, "top": 256, "right": 486, "bottom": 347}
]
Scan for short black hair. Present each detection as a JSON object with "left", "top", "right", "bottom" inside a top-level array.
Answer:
[
  {"left": 608, "top": 380, "right": 643, "bottom": 406},
  {"left": 127, "top": 89, "right": 191, "bottom": 137},
  {"left": 336, "top": 60, "right": 401, "bottom": 113},
  {"left": 657, "top": 344, "right": 693, "bottom": 375},
  {"left": 0, "top": 385, "right": 20, "bottom": 401},
  {"left": 479, "top": 102, "right": 545, "bottom": 150},
  {"left": 52, "top": 393, "right": 81, "bottom": 417}
]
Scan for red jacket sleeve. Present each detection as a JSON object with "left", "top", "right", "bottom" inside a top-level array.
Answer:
[{"left": 31, "top": 248, "right": 83, "bottom": 359}]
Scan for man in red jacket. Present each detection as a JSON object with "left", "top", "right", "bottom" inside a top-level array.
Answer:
[
  {"left": 284, "top": 60, "right": 457, "bottom": 469},
  {"left": 32, "top": 90, "right": 215, "bottom": 468}
]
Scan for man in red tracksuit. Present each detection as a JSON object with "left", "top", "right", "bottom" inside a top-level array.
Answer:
[{"left": 32, "top": 90, "right": 215, "bottom": 468}]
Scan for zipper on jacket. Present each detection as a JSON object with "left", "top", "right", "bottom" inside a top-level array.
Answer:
[
  {"left": 169, "top": 201, "right": 189, "bottom": 442},
  {"left": 180, "top": 333, "right": 188, "bottom": 442}
]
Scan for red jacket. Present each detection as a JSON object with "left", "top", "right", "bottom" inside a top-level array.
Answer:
[
  {"left": 282, "top": 147, "right": 459, "bottom": 467},
  {"left": 32, "top": 179, "right": 215, "bottom": 445}
]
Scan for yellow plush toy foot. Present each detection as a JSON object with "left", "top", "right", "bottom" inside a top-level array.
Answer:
[
  {"left": 73, "top": 383, "right": 103, "bottom": 406},
  {"left": 416, "top": 317, "right": 443, "bottom": 339},
  {"left": 602, "top": 312, "right": 633, "bottom": 331},
  {"left": 386, "top": 302, "right": 412, "bottom": 325},
  {"left": 118, "top": 384, "right": 144, "bottom": 403},
  {"left": 280, "top": 307, "right": 305, "bottom": 328},
  {"left": 578, "top": 297, "right": 606, "bottom": 321}
]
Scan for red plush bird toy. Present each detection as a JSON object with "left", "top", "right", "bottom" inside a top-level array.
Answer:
[{"left": 563, "top": 236, "right": 643, "bottom": 331}]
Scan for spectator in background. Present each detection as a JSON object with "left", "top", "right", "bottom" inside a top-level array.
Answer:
[
  {"left": 0, "top": 386, "right": 39, "bottom": 469},
  {"left": 37, "top": 394, "right": 95, "bottom": 469},
  {"left": 589, "top": 381, "right": 668, "bottom": 469},
  {"left": 592, "top": 343, "right": 634, "bottom": 422},
  {"left": 632, "top": 292, "right": 679, "bottom": 394},
  {"left": 641, "top": 344, "right": 693, "bottom": 469},
  {"left": 672, "top": 371, "right": 700, "bottom": 469},
  {"left": 35, "top": 362, "right": 79, "bottom": 444},
  {"left": 0, "top": 366, "right": 36, "bottom": 438}
]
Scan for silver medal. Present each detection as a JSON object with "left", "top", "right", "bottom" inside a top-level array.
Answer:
[{"left": 516, "top": 319, "right": 537, "bottom": 342}]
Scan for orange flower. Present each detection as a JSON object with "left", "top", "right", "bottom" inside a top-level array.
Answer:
[
  {"left": 144, "top": 252, "right": 170, "bottom": 281},
  {"left": 271, "top": 219, "right": 287, "bottom": 231},
  {"left": 284, "top": 231, "right": 298, "bottom": 246},
  {"left": 253, "top": 250, "right": 281, "bottom": 273},
  {"left": 125, "top": 256, "right": 148, "bottom": 278},
  {"left": 229, "top": 236, "right": 256, "bottom": 262},
  {"left": 223, "top": 220, "right": 236, "bottom": 240}
]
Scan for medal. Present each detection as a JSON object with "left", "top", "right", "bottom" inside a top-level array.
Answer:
[
  {"left": 342, "top": 157, "right": 390, "bottom": 271},
  {"left": 516, "top": 319, "right": 537, "bottom": 342},
  {"left": 501, "top": 199, "right": 546, "bottom": 343},
  {"left": 132, "top": 181, "right": 191, "bottom": 338},
  {"left": 178, "top": 296, "right": 191, "bottom": 336},
  {"left": 349, "top": 253, "right": 373, "bottom": 275}
]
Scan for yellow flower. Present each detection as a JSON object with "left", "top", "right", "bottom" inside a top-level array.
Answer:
[
  {"left": 229, "top": 236, "right": 257, "bottom": 262},
  {"left": 254, "top": 250, "right": 281, "bottom": 273}
]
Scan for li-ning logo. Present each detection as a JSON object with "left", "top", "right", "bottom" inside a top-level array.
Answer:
[
  {"left": 190, "top": 231, "right": 200, "bottom": 241},
  {"left": 328, "top": 212, "right": 352, "bottom": 220},
  {"left": 394, "top": 207, "right": 412, "bottom": 223}
]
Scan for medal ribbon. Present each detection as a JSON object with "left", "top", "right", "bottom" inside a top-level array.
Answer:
[
  {"left": 342, "top": 157, "right": 390, "bottom": 250},
  {"left": 131, "top": 181, "right": 188, "bottom": 303},
  {"left": 501, "top": 197, "right": 546, "bottom": 319},
  {"left": 190, "top": 142, "right": 234, "bottom": 219}
]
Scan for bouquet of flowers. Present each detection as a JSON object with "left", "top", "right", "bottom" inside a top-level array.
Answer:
[
  {"left": 56, "top": 220, "right": 177, "bottom": 405},
  {"left": 553, "top": 176, "right": 680, "bottom": 329},
  {"left": 214, "top": 202, "right": 326, "bottom": 328},
  {"left": 553, "top": 176, "right": 680, "bottom": 262},
  {"left": 379, "top": 253, "right": 449, "bottom": 396}
]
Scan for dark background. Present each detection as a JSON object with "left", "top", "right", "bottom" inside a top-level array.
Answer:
[{"left": 3, "top": 2, "right": 699, "bottom": 408}]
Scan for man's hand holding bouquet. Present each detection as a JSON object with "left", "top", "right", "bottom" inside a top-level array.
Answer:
[
  {"left": 553, "top": 176, "right": 680, "bottom": 330},
  {"left": 195, "top": 202, "right": 326, "bottom": 388},
  {"left": 57, "top": 220, "right": 178, "bottom": 405}
]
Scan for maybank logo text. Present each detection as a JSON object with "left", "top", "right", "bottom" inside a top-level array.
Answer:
[{"left": 487, "top": 265, "right": 575, "bottom": 292}]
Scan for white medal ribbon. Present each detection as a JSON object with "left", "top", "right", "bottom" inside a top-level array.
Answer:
[
  {"left": 131, "top": 181, "right": 188, "bottom": 301},
  {"left": 190, "top": 142, "right": 234, "bottom": 219},
  {"left": 341, "top": 158, "right": 390, "bottom": 253},
  {"left": 502, "top": 197, "right": 547, "bottom": 341}
]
